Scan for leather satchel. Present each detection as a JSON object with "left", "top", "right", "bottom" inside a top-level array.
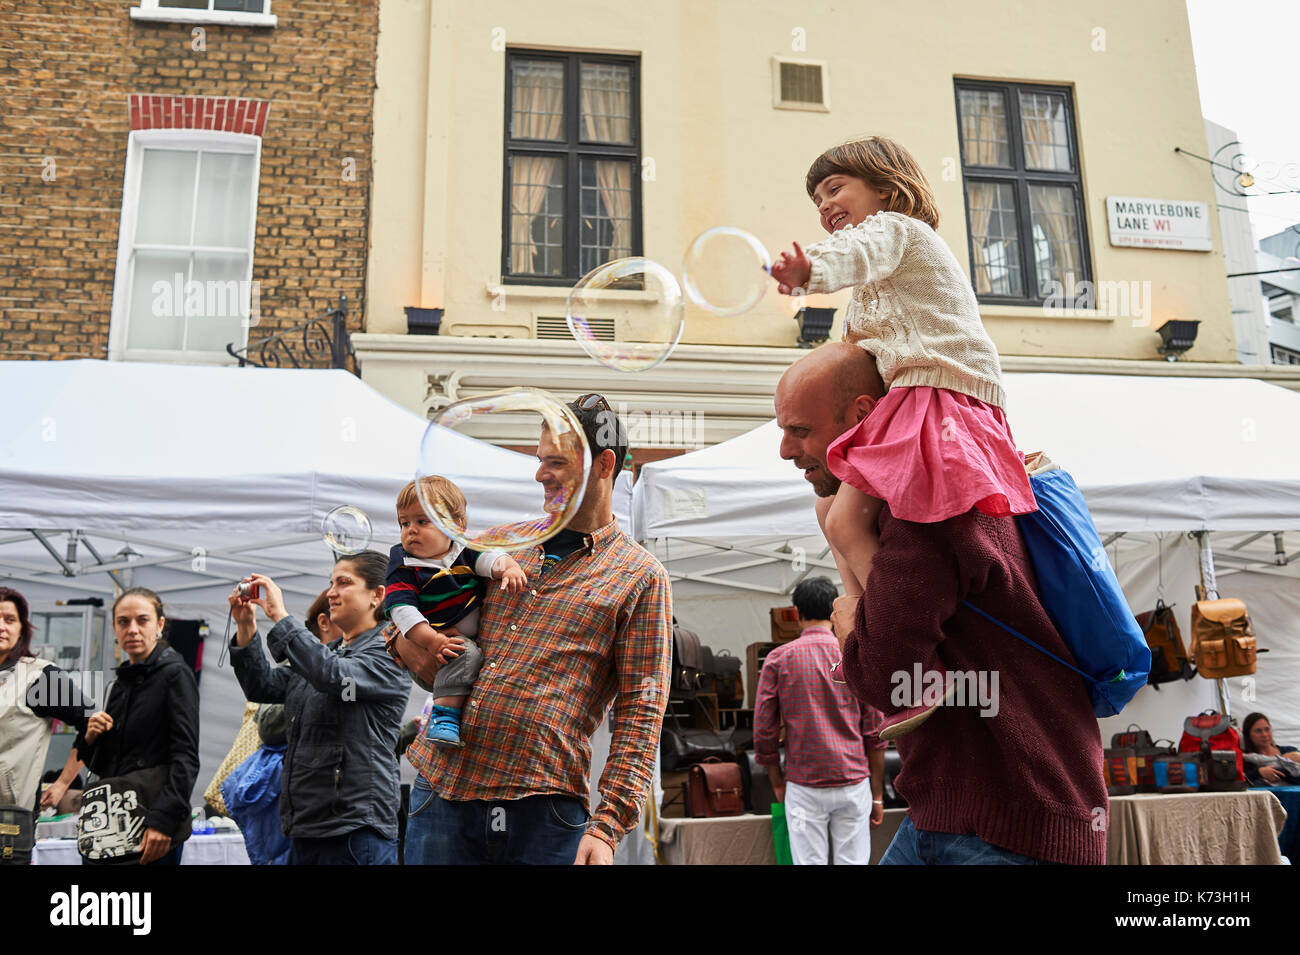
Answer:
[
  {"left": 1190, "top": 598, "right": 1257, "bottom": 679},
  {"left": 0, "top": 805, "right": 34, "bottom": 865},
  {"left": 687, "top": 758, "right": 744, "bottom": 817}
]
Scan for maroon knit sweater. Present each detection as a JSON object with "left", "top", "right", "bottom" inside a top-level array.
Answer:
[{"left": 842, "top": 506, "right": 1108, "bottom": 865}]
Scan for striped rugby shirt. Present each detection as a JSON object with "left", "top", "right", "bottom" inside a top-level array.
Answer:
[
  {"left": 405, "top": 517, "right": 672, "bottom": 849},
  {"left": 383, "top": 542, "right": 504, "bottom": 634}
]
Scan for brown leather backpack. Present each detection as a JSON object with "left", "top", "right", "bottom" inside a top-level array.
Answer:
[
  {"left": 1136, "top": 600, "right": 1196, "bottom": 686},
  {"left": 1189, "top": 598, "right": 1257, "bottom": 679},
  {"left": 670, "top": 622, "right": 703, "bottom": 699}
]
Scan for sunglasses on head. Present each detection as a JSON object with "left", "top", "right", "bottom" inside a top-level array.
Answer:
[{"left": 574, "top": 393, "right": 625, "bottom": 465}]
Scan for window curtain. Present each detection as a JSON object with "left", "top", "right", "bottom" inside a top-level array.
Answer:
[
  {"left": 581, "top": 71, "right": 632, "bottom": 262},
  {"left": 960, "top": 91, "right": 1006, "bottom": 166},
  {"left": 510, "top": 67, "right": 563, "bottom": 274},
  {"left": 1029, "top": 185, "right": 1082, "bottom": 296},
  {"left": 966, "top": 183, "right": 995, "bottom": 294}
]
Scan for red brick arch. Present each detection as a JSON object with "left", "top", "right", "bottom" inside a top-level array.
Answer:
[{"left": 128, "top": 94, "right": 269, "bottom": 136}]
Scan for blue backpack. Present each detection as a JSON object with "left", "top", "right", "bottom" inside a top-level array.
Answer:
[{"left": 964, "top": 464, "right": 1151, "bottom": 717}]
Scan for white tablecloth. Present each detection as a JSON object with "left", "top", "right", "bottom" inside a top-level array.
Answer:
[{"left": 32, "top": 831, "right": 250, "bottom": 865}]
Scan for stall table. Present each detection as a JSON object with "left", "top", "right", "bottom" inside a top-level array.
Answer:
[
  {"left": 659, "top": 791, "right": 1289, "bottom": 865},
  {"left": 31, "top": 831, "right": 250, "bottom": 866}
]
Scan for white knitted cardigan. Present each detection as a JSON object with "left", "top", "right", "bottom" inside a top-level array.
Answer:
[{"left": 803, "top": 211, "right": 1006, "bottom": 410}]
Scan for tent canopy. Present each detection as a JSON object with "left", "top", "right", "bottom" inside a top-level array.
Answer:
[
  {"left": 0, "top": 360, "right": 635, "bottom": 807},
  {"left": 635, "top": 372, "right": 1300, "bottom": 538}
]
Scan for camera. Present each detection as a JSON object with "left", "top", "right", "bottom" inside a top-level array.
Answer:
[{"left": 236, "top": 580, "right": 262, "bottom": 600}]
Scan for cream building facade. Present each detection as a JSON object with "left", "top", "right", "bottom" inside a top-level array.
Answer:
[{"left": 357, "top": 0, "right": 1300, "bottom": 451}]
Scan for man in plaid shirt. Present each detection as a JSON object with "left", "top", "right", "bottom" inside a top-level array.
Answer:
[
  {"left": 755, "top": 576, "right": 886, "bottom": 864},
  {"left": 391, "top": 395, "right": 672, "bottom": 865}
]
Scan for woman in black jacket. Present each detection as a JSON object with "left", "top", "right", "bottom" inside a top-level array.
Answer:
[
  {"left": 77, "top": 588, "right": 200, "bottom": 865},
  {"left": 228, "top": 551, "right": 410, "bottom": 865}
]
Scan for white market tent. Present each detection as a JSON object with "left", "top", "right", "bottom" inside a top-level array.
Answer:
[
  {"left": 0, "top": 360, "right": 635, "bottom": 820},
  {"left": 634, "top": 373, "right": 1300, "bottom": 743}
]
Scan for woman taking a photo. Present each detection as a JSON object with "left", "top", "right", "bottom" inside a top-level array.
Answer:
[
  {"left": 76, "top": 587, "right": 200, "bottom": 865},
  {"left": 228, "top": 551, "right": 410, "bottom": 865},
  {"left": 0, "top": 586, "right": 95, "bottom": 862}
]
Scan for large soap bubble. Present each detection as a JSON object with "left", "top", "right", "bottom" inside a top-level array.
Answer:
[
  {"left": 322, "top": 504, "right": 373, "bottom": 555},
  {"left": 682, "top": 226, "right": 772, "bottom": 316},
  {"left": 417, "top": 388, "right": 590, "bottom": 551},
  {"left": 566, "top": 257, "right": 684, "bottom": 372}
]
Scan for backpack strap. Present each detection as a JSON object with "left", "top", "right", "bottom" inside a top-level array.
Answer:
[{"left": 961, "top": 600, "right": 1121, "bottom": 687}]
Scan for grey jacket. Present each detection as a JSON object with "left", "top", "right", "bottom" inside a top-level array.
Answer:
[{"left": 229, "top": 617, "right": 410, "bottom": 840}]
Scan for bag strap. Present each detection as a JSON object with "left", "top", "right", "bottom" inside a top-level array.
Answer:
[{"left": 961, "top": 600, "right": 1116, "bottom": 687}]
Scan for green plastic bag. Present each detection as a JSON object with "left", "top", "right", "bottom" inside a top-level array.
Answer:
[{"left": 771, "top": 802, "right": 793, "bottom": 865}]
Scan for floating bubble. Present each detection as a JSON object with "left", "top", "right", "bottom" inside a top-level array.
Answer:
[
  {"left": 682, "top": 226, "right": 772, "bottom": 317},
  {"left": 322, "top": 504, "right": 373, "bottom": 555},
  {"left": 566, "top": 257, "right": 684, "bottom": 372},
  {"left": 418, "top": 387, "right": 590, "bottom": 551}
]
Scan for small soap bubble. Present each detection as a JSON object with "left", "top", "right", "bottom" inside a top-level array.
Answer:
[
  {"left": 322, "top": 505, "right": 373, "bottom": 555},
  {"left": 682, "top": 226, "right": 772, "bottom": 317},
  {"left": 566, "top": 257, "right": 684, "bottom": 372}
]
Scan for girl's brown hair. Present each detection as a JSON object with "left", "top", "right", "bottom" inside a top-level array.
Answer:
[{"left": 805, "top": 136, "right": 940, "bottom": 230}]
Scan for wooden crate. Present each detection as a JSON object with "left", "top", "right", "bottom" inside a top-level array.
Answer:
[
  {"left": 746, "top": 641, "right": 780, "bottom": 709},
  {"left": 660, "top": 769, "right": 692, "bottom": 818}
]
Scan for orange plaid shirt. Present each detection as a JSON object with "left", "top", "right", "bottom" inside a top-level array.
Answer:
[{"left": 405, "top": 518, "right": 672, "bottom": 849}]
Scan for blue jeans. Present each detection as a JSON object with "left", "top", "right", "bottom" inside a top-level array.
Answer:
[
  {"left": 289, "top": 827, "right": 398, "bottom": 865},
  {"left": 879, "top": 816, "right": 1059, "bottom": 865},
  {"left": 404, "top": 774, "right": 589, "bottom": 865}
]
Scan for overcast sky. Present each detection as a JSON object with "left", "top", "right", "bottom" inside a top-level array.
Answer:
[{"left": 1186, "top": 0, "right": 1300, "bottom": 247}]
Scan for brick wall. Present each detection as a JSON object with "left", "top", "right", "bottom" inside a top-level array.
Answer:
[{"left": 0, "top": 0, "right": 377, "bottom": 363}]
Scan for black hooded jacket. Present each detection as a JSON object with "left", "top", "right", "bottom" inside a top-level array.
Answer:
[{"left": 74, "top": 644, "right": 200, "bottom": 837}]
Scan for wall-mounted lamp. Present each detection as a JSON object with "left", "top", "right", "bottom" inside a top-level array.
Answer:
[
  {"left": 1155, "top": 320, "right": 1200, "bottom": 361},
  {"left": 405, "top": 307, "right": 444, "bottom": 336},
  {"left": 796, "top": 307, "right": 837, "bottom": 347}
]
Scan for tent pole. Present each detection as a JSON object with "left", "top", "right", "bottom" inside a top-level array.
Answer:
[{"left": 1193, "top": 531, "right": 1231, "bottom": 719}]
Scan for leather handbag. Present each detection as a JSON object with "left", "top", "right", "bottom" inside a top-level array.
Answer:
[
  {"left": 1103, "top": 747, "right": 1138, "bottom": 796},
  {"left": 0, "top": 805, "right": 34, "bottom": 865},
  {"left": 77, "top": 766, "right": 191, "bottom": 864},
  {"left": 1153, "top": 753, "right": 1199, "bottom": 792},
  {"left": 687, "top": 758, "right": 745, "bottom": 817},
  {"left": 1190, "top": 598, "right": 1257, "bottom": 679},
  {"left": 1136, "top": 600, "right": 1196, "bottom": 686},
  {"left": 659, "top": 704, "right": 736, "bottom": 771}
]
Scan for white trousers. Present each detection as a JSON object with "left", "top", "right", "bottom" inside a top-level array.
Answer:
[{"left": 784, "top": 778, "right": 872, "bottom": 865}]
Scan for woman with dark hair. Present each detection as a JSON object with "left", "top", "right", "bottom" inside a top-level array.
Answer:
[
  {"left": 76, "top": 587, "right": 200, "bottom": 865},
  {"left": 1242, "top": 712, "right": 1300, "bottom": 785},
  {"left": 228, "top": 551, "right": 411, "bottom": 864},
  {"left": 0, "top": 586, "right": 95, "bottom": 857}
]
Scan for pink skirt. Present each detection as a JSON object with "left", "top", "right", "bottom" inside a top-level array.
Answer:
[{"left": 826, "top": 386, "right": 1037, "bottom": 523}]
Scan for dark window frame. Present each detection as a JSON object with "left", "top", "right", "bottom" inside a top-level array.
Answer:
[
  {"left": 502, "top": 49, "right": 642, "bottom": 286},
  {"left": 954, "top": 79, "right": 1093, "bottom": 307}
]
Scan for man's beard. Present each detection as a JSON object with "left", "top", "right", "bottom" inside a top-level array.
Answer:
[{"left": 812, "top": 469, "right": 841, "bottom": 498}]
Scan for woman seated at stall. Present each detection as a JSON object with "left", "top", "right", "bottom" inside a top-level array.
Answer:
[{"left": 1242, "top": 712, "right": 1300, "bottom": 786}]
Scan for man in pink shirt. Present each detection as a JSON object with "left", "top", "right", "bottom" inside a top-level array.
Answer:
[{"left": 754, "top": 576, "right": 886, "bottom": 865}]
